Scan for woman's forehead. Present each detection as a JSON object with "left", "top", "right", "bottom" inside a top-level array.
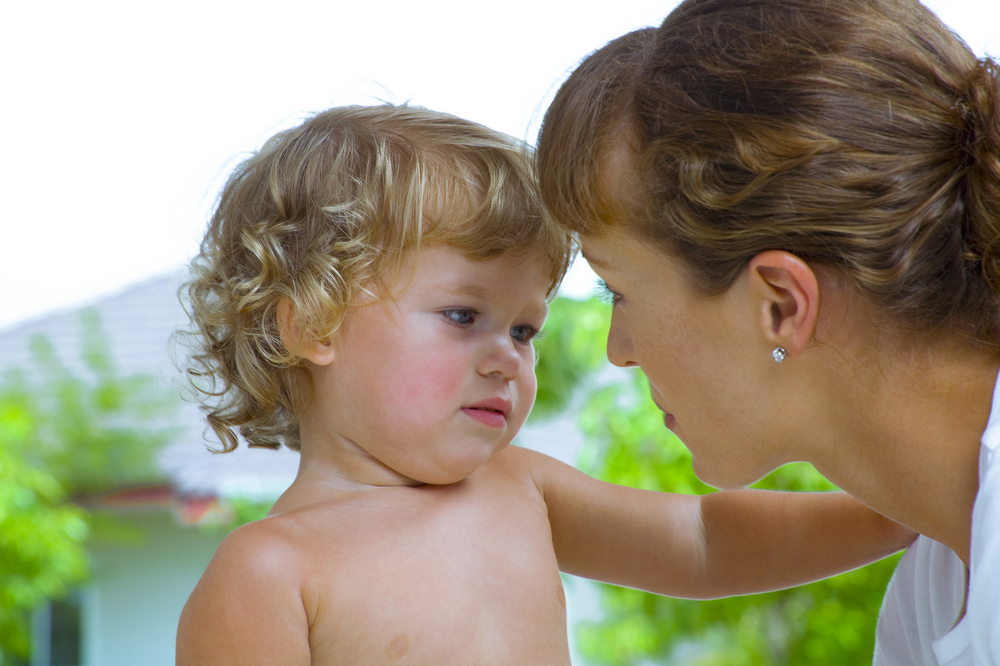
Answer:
[{"left": 580, "top": 229, "right": 649, "bottom": 273}]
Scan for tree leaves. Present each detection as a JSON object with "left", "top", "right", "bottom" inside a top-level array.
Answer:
[
  {"left": 0, "top": 396, "right": 89, "bottom": 659},
  {"left": 0, "top": 310, "right": 178, "bottom": 660}
]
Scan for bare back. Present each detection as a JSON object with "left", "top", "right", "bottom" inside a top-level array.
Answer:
[{"left": 176, "top": 446, "right": 570, "bottom": 665}]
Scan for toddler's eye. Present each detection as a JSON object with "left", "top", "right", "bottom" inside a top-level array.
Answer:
[
  {"left": 596, "top": 279, "right": 623, "bottom": 306},
  {"left": 442, "top": 308, "right": 477, "bottom": 326},
  {"left": 511, "top": 324, "right": 540, "bottom": 343}
]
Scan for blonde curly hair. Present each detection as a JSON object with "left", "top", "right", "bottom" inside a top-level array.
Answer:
[{"left": 183, "top": 105, "right": 572, "bottom": 452}]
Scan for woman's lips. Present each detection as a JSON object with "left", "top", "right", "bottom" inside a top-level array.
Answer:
[{"left": 652, "top": 395, "right": 676, "bottom": 430}]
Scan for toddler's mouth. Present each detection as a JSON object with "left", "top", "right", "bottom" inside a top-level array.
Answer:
[
  {"left": 462, "top": 407, "right": 507, "bottom": 428},
  {"left": 465, "top": 398, "right": 511, "bottom": 418}
]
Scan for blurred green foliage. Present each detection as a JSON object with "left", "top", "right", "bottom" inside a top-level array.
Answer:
[
  {"left": 532, "top": 296, "right": 612, "bottom": 422},
  {"left": 0, "top": 309, "right": 177, "bottom": 660},
  {"left": 533, "top": 297, "right": 901, "bottom": 666},
  {"left": 18, "top": 309, "right": 175, "bottom": 495},
  {"left": 213, "top": 496, "right": 274, "bottom": 536},
  {"left": 0, "top": 403, "right": 88, "bottom": 659}
]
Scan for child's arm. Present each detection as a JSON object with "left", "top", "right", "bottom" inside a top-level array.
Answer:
[
  {"left": 525, "top": 448, "right": 914, "bottom": 599},
  {"left": 176, "top": 523, "right": 311, "bottom": 666}
]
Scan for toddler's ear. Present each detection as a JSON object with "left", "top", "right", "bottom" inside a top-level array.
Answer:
[{"left": 277, "top": 299, "right": 336, "bottom": 366}]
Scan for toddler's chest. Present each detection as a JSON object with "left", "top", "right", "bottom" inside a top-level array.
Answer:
[{"left": 303, "top": 480, "right": 570, "bottom": 665}]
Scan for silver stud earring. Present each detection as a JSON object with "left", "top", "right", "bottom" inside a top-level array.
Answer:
[{"left": 772, "top": 347, "right": 787, "bottom": 363}]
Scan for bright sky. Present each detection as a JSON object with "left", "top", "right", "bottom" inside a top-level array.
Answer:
[{"left": 1, "top": 0, "right": 997, "bottom": 332}]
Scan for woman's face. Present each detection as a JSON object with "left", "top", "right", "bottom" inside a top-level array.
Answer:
[{"left": 581, "top": 229, "right": 792, "bottom": 489}]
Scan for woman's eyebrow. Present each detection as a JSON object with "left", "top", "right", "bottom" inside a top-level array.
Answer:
[{"left": 581, "top": 252, "right": 610, "bottom": 270}]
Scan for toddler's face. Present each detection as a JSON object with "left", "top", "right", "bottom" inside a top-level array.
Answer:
[{"left": 304, "top": 244, "right": 551, "bottom": 486}]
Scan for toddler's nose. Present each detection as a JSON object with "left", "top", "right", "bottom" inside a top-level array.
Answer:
[{"left": 478, "top": 334, "right": 522, "bottom": 380}]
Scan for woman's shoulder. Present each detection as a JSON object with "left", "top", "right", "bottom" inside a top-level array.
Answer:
[
  {"left": 968, "top": 433, "right": 1000, "bottom": 660},
  {"left": 875, "top": 536, "right": 967, "bottom": 666}
]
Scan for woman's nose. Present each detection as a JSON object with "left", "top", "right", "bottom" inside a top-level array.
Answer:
[{"left": 606, "top": 309, "right": 637, "bottom": 368}]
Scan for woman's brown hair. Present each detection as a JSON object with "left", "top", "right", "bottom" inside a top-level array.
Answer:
[{"left": 540, "top": 0, "right": 1000, "bottom": 347}]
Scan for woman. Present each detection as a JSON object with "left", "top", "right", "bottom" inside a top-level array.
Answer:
[{"left": 537, "top": 1, "right": 1000, "bottom": 664}]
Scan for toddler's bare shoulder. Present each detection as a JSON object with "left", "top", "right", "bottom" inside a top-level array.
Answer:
[
  {"left": 485, "top": 445, "right": 576, "bottom": 490},
  {"left": 203, "top": 515, "right": 311, "bottom": 586},
  {"left": 178, "top": 516, "right": 317, "bottom": 666}
]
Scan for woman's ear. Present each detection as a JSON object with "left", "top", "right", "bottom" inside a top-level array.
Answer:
[
  {"left": 746, "top": 251, "right": 820, "bottom": 360},
  {"left": 277, "top": 299, "right": 336, "bottom": 366}
]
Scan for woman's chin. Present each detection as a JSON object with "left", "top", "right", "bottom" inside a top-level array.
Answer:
[{"left": 690, "top": 458, "right": 756, "bottom": 491}]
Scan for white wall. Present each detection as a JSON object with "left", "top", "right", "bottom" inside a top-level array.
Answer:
[{"left": 84, "top": 511, "right": 225, "bottom": 666}]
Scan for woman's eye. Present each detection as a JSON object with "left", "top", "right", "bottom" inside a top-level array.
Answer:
[
  {"left": 511, "top": 324, "right": 540, "bottom": 343},
  {"left": 596, "top": 279, "right": 623, "bottom": 306},
  {"left": 442, "top": 308, "right": 477, "bottom": 326}
]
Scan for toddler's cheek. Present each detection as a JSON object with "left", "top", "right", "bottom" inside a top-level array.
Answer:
[{"left": 396, "top": 356, "right": 466, "bottom": 407}]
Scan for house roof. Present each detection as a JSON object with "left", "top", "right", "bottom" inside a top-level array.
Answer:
[
  {"left": 0, "top": 271, "right": 583, "bottom": 501},
  {"left": 0, "top": 270, "right": 300, "bottom": 499}
]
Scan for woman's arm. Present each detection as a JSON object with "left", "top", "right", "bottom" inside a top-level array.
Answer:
[{"left": 530, "top": 447, "right": 914, "bottom": 599}]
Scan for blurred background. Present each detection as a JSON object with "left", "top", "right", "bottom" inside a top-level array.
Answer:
[{"left": 1, "top": 1, "right": 997, "bottom": 664}]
